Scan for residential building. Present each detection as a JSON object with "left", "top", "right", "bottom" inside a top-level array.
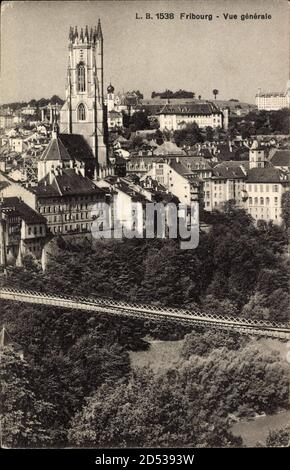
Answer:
[
  {"left": 35, "top": 167, "right": 109, "bottom": 235},
  {"left": 108, "top": 111, "right": 123, "bottom": 129},
  {"left": 205, "top": 164, "right": 247, "bottom": 211},
  {"left": 255, "top": 82, "right": 290, "bottom": 110},
  {"left": 141, "top": 158, "right": 202, "bottom": 206},
  {"left": 269, "top": 149, "right": 290, "bottom": 171},
  {"left": 245, "top": 167, "right": 289, "bottom": 224},
  {"left": 157, "top": 102, "right": 224, "bottom": 131},
  {"left": 0, "top": 195, "right": 48, "bottom": 266},
  {"left": 21, "top": 105, "right": 37, "bottom": 116}
]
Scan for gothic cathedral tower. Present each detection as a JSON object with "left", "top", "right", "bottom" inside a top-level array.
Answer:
[{"left": 60, "top": 21, "right": 107, "bottom": 171}]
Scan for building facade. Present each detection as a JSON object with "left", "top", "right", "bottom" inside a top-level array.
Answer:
[
  {"left": 157, "top": 102, "right": 224, "bottom": 131},
  {"left": 60, "top": 22, "right": 107, "bottom": 171},
  {"left": 255, "top": 82, "right": 290, "bottom": 111},
  {"left": 0, "top": 196, "right": 47, "bottom": 266}
]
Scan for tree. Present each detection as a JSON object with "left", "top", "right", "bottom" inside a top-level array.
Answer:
[
  {"left": 126, "top": 111, "right": 150, "bottom": 131},
  {"left": 50, "top": 95, "right": 64, "bottom": 105},
  {"left": 281, "top": 191, "right": 290, "bottom": 229},
  {"left": 265, "top": 427, "right": 289, "bottom": 447},
  {"left": 213, "top": 89, "right": 219, "bottom": 100},
  {"left": 205, "top": 126, "right": 214, "bottom": 141},
  {"left": 0, "top": 346, "right": 56, "bottom": 447},
  {"left": 68, "top": 368, "right": 242, "bottom": 448}
]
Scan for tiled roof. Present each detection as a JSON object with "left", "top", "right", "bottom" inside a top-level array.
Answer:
[
  {"left": 247, "top": 167, "right": 289, "bottom": 183},
  {"left": 212, "top": 165, "right": 246, "bottom": 179},
  {"left": 158, "top": 102, "right": 221, "bottom": 116},
  {"left": 36, "top": 168, "right": 106, "bottom": 197},
  {"left": 269, "top": 150, "right": 290, "bottom": 167},
  {"left": 2, "top": 197, "right": 46, "bottom": 224},
  {"left": 154, "top": 141, "right": 186, "bottom": 155},
  {"left": 39, "top": 137, "right": 71, "bottom": 161},
  {"left": 109, "top": 111, "right": 122, "bottom": 118},
  {"left": 169, "top": 160, "right": 193, "bottom": 176},
  {"left": 39, "top": 134, "right": 95, "bottom": 162}
]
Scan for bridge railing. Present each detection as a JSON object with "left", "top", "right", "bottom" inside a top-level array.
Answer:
[{"left": 0, "top": 287, "right": 288, "bottom": 331}]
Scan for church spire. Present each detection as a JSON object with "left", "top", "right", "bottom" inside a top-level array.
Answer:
[
  {"left": 97, "top": 19, "right": 103, "bottom": 40},
  {"left": 51, "top": 109, "right": 59, "bottom": 139},
  {"left": 69, "top": 26, "right": 74, "bottom": 42},
  {"left": 85, "top": 25, "right": 89, "bottom": 41}
]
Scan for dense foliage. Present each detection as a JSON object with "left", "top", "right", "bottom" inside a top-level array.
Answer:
[
  {"left": 0, "top": 208, "right": 288, "bottom": 447},
  {"left": 229, "top": 109, "right": 290, "bottom": 137},
  {"left": 4, "top": 206, "right": 288, "bottom": 323},
  {"left": 68, "top": 340, "right": 288, "bottom": 447},
  {"left": 151, "top": 90, "right": 195, "bottom": 99}
]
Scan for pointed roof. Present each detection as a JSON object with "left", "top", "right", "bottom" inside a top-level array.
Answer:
[
  {"left": 39, "top": 137, "right": 71, "bottom": 161},
  {"left": 39, "top": 134, "right": 95, "bottom": 163},
  {"left": 97, "top": 19, "right": 103, "bottom": 40}
]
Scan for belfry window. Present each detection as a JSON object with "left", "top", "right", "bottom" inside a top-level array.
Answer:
[
  {"left": 77, "top": 63, "right": 86, "bottom": 92},
  {"left": 78, "top": 103, "right": 86, "bottom": 121}
]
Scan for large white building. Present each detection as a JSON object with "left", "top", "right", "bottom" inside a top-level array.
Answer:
[
  {"left": 157, "top": 102, "right": 227, "bottom": 131},
  {"left": 255, "top": 82, "right": 290, "bottom": 111}
]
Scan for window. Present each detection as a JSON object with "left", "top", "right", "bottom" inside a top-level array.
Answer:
[
  {"left": 273, "top": 185, "right": 278, "bottom": 192},
  {"left": 260, "top": 197, "right": 264, "bottom": 205},
  {"left": 78, "top": 103, "right": 86, "bottom": 121},
  {"left": 77, "top": 63, "right": 86, "bottom": 92},
  {"left": 274, "top": 197, "right": 278, "bottom": 205},
  {"left": 266, "top": 197, "right": 269, "bottom": 205},
  {"left": 249, "top": 197, "right": 252, "bottom": 205}
]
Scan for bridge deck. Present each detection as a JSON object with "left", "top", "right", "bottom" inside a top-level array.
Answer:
[{"left": 0, "top": 288, "right": 289, "bottom": 339}]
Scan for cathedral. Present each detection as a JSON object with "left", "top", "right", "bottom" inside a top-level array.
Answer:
[{"left": 59, "top": 20, "right": 109, "bottom": 176}]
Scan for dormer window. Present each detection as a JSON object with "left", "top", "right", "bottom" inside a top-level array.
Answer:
[
  {"left": 77, "top": 62, "right": 86, "bottom": 92},
  {"left": 78, "top": 103, "right": 86, "bottom": 121}
]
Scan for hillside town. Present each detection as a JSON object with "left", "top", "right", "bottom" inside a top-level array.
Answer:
[
  {"left": 0, "top": 0, "right": 290, "bottom": 454},
  {"left": 0, "top": 31, "right": 289, "bottom": 267}
]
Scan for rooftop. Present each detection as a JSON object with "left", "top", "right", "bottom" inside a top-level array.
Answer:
[
  {"left": 269, "top": 149, "right": 290, "bottom": 167},
  {"left": 36, "top": 168, "right": 106, "bottom": 197},
  {"left": 2, "top": 197, "right": 46, "bottom": 224},
  {"left": 247, "top": 167, "right": 289, "bottom": 184},
  {"left": 39, "top": 133, "right": 95, "bottom": 162},
  {"left": 158, "top": 102, "right": 221, "bottom": 116}
]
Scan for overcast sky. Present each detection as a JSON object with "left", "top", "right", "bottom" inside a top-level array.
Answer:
[{"left": 0, "top": 0, "right": 289, "bottom": 104}]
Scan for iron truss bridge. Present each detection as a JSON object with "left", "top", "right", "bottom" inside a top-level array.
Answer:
[{"left": 0, "top": 288, "right": 289, "bottom": 339}]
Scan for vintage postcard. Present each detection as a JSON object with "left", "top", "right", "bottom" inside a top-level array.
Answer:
[{"left": 0, "top": 0, "right": 289, "bottom": 458}]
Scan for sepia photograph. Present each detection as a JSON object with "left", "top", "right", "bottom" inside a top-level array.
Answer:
[{"left": 0, "top": 0, "right": 289, "bottom": 456}]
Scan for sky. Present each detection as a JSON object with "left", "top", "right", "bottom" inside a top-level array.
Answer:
[{"left": 0, "top": 0, "right": 289, "bottom": 104}]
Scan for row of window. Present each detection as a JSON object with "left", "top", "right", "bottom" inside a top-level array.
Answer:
[
  {"left": 249, "top": 197, "right": 278, "bottom": 205},
  {"left": 40, "top": 203, "right": 92, "bottom": 213},
  {"left": 52, "top": 223, "right": 91, "bottom": 233},
  {"left": 28, "top": 225, "right": 44, "bottom": 236},
  {"left": 47, "top": 212, "right": 90, "bottom": 223},
  {"left": 248, "top": 184, "right": 279, "bottom": 192}
]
